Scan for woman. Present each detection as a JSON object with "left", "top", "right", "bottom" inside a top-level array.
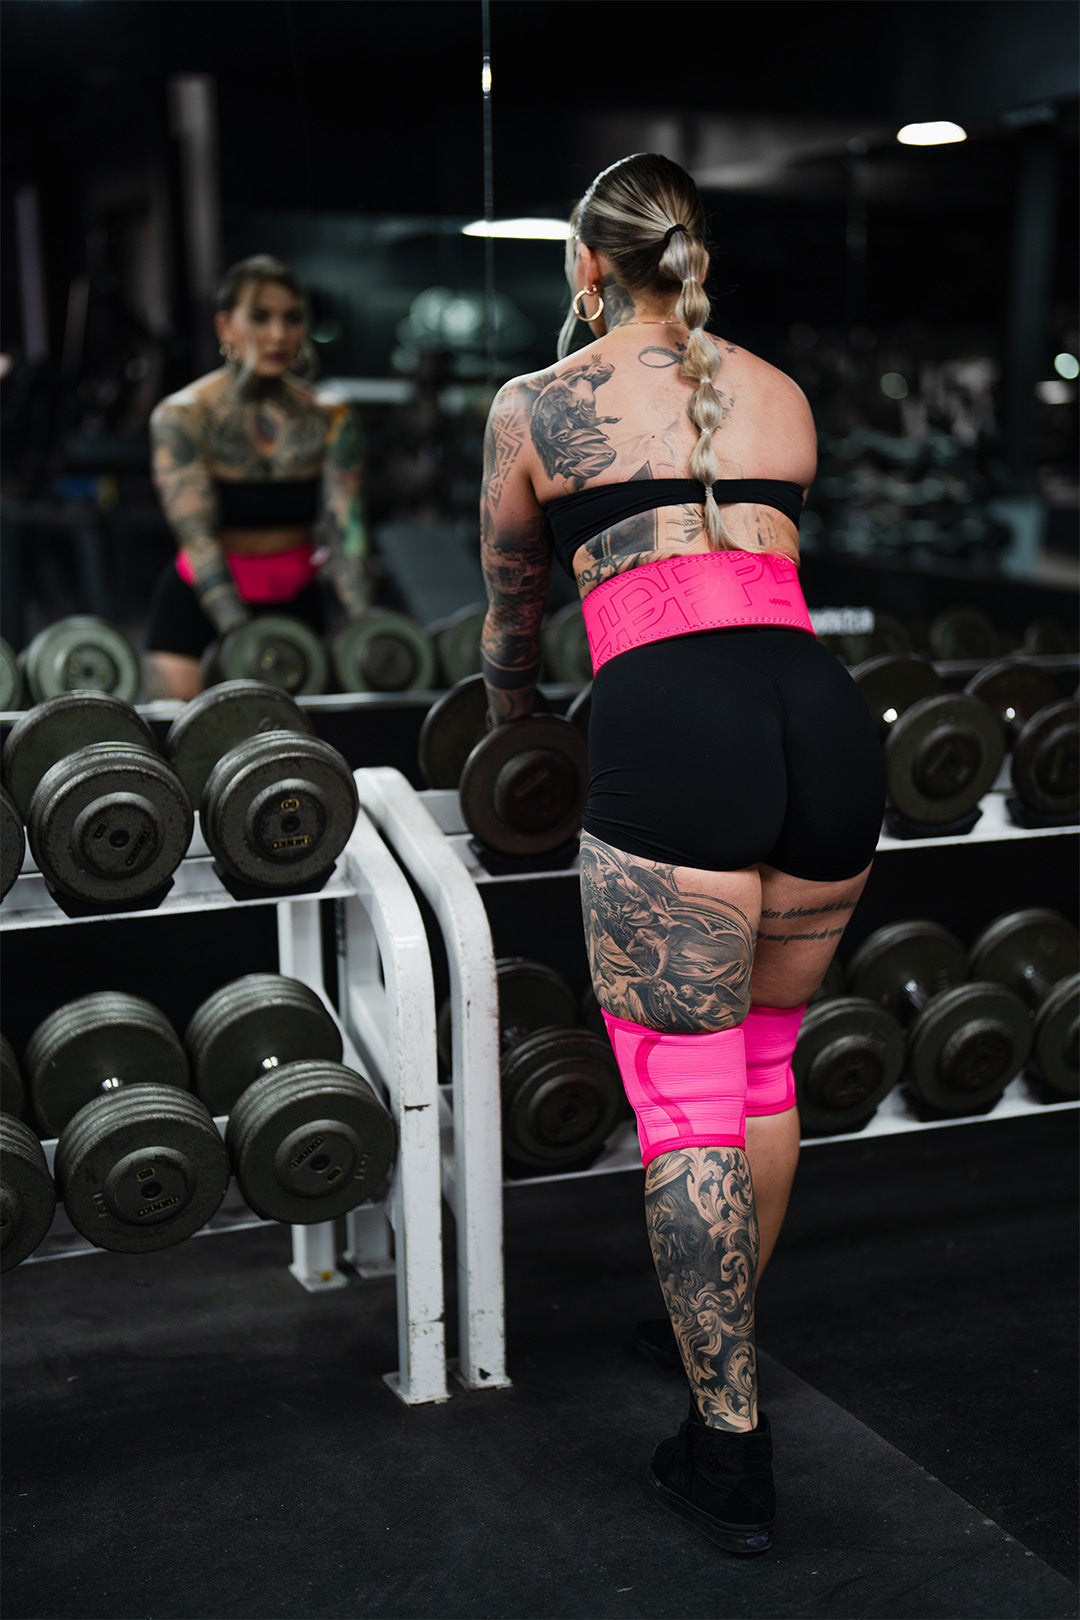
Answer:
[
  {"left": 479, "top": 154, "right": 884, "bottom": 1555},
  {"left": 145, "top": 255, "right": 369, "bottom": 699}
]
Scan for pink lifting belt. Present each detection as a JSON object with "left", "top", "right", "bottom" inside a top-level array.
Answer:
[
  {"left": 176, "top": 544, "right": 321, "bottom": 605},
  {"left": 581, "top": 550, "right": 815, "bottom": 675}
]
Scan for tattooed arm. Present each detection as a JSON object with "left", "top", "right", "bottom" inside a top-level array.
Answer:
[
  {"left": 149, "top": 399, "right": 248, "bottom": 635},
  {"left": 315, "top": 402, "right": 370, "bottom": 620},
  {"left": 479, "top": 381, "right": 552, "bottom": 725}
]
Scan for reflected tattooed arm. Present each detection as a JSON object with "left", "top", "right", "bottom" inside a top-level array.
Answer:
[
  {"left": 316, "top": 403, "right": 370, "bottom": 620},
  {"left": 479, "top": 382, "right": 552, "bottom": 724},
  {"left": 149, "top": 399, "right": 248, "bottom": 636}
]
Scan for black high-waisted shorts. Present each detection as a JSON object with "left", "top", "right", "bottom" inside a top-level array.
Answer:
[{"left": 582, "top": 627, "right": 885, "bottom": 881}]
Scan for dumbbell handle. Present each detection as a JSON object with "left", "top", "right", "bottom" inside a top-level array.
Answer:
[
  {"left": 1018, "top": 963, "right": 1054, "bottom": 1008},
  {"left": 899, "top": 976, "right": 934, "bottom": 1021}
]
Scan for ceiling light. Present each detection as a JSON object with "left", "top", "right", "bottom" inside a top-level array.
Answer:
[
  {"left": 896, "top": 121, "right": 967, "bottom": 146},
  {"left": 462, "top": 218, "right": 568, "bottom": 240},
  {"left": 1053, "top": 352, "right": 1079, "bottom": 380}
]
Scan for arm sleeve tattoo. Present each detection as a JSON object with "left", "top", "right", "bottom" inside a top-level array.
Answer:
[
  {"left": 315, "top": 403, "right": 370, "bottom": 619},
  {"left": 149, "top": 400, "right": 247, "bottom": 636},
  {"left": 479, "top": 382, "right": 552, "bottom": 724}
]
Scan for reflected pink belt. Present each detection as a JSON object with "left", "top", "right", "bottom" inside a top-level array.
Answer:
[
  {"left": 176, "top": 544, "right": 322, "bottom": 604},
  {"left": 581, "top": 550, "right": 815, "bottom": 676}
]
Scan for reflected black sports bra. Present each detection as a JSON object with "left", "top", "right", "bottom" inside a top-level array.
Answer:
[
  {"left": 543, "top": 478, "right": 803, "bottom": 576},
  {"left": 215, "top": 477, "right": 320, "bottom": 529}
]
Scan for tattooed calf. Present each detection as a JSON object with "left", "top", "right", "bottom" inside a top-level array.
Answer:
[{"left": 646, "top": 1146, "right": 759, "bottom": 1428}]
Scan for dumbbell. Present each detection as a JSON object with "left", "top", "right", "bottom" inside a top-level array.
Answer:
[
  {"left": 0, "top": 635, "right": 25, "bottom": 710},
  {"left": 969, "top": 910, "right": 1079, "bottom": 1099},
  {"left": 163, "top": 680, "right": 358, "bottom": 893},
  {"left": 0, "top": 1036, "right": 57, "bottom": 1272},
  {"left": 438, "top": 957, "right": 624, "bottom": 1174},
  {"left": 419, "top": 675, "right": 586, "bottom": 860},
  {"left": 1, "top": 785, "right": 26, "bottom": 902},
  {"left": 542, "top": 603, "right": 592, "bottom": 686},
  {"left": 20, "top": 615, "right": 142, "bottom": 705},
  {"left": 328, "top": 610, "right": 437, "bottom": 694},
  {"left": 1, "top": 693, "right": 193, "bottom": 909},
  {"left": 185, "top": 973, "right": 396, "bottom": 1223},
  {"left": 200, "top": 614, "right": 329, "bottom": 696},
  {"left": 1023, "top": 617, "right": 1078, "bottom": 656},
  {"left": 964, "top": 662, "right": 1077, "bottom": 823},
  {"left": 848, "top": 921, "right": 1033, "bottom": 1114},
  {"left": 23, "top": 992, "right": 230, "bottom": 1253},
  {"left": 852, "top": 654, "right": 1004, "bottom": 829},
  {"left": 793, "top": 956, "right": 906, "bottom": 1134},
  {"left": 426, "top": 603, "right": 486, "bottom": 688}
]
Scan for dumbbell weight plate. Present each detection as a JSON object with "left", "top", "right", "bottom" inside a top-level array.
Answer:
[
  {"left": 793, "top": 996, "right": 905, "bottom": 1134},
  {"left": 848, "top": 919, "right": 967, "bottom": 1015},
  {"left": 542, "top": 603, "right": 592, "bottom": 686},
  {"left": 968, "top": 908, "right": 1079, "bottom": 1000},
  {"left": 163, "top": 680, "right": 313, "bottom": 804},
  {"left": 28, "top": 743, "right": 193, "bottom": 906},
  {"left": 502, "top": 1027, "right": 623, "bottom": 1171},
  {"left": 0, "top": 636, "right": 23, "bottom": 710},
  {"left": 885, "top": 693, "right": 1005, "bottom": 825},
  {"left": 436, "top": 957, "right": 579, "bottom": 1073},
  {"left": 430, "top": 604, "right": 486, "bottom": 687},
  {"left": 851, "top": 654, "right": 944, "bottom": 741},
  {"left": 417, "top": 674, "right": 550, "bottom": 790},
  {"left": 225, "top": 1059, "right": 396, "bottom": 1223},
  {"left": 213, "top": 616, "right": 329, "bottom": 696},
  {"left": 928, "top": 607, "right": 1000, "bottom": 661},
  {"left": 329, "top": 611, "right": 437, "bottom": 694},
  {"left": 185, "top": 973, "right": 343, "bottom": 1117},
  {"left": 1032, "top": 975, "right": 1079, "bottom": 1098},
  {"left": 25, "top": 991, "right": 190, "bottom": 1139},
  {"left": 2, "top": 692, "right": 156, "bottom": 820},
  {"left": 965, "top": 660, "right": 1059, "bottom": 743},
  {"left": 1, "top": 786, "right": 25, "bottom": 901},
  {"left": 0, "top": 1115, "right": 57, "bottom": 1271},
  {"left": 22, "top": 616, "right": 142, "bottom": 704},
  {"left": 201, "top": 730, "right": 358, "bottom": 888},
  {"left": 1023, "top": 617, "right": 1076, "bottom": 656},
  {"left": 839, "top": 613, "right": 913, "bottom": 666},
  {"left": 1, "top": 1033, "right": 25, "bottom": 1118},
  {"left": 1010, "top": 701, "right": 1078, "bottom": 817},
  {"left": 459, "top": 714, "right": 588, "bottom": 858},
  {"left": 906, "top": 982, "right": 1033, "bottom": 1112},
  {"left": 55, "top": 1086, "right": 230, "bottom": 1253}
]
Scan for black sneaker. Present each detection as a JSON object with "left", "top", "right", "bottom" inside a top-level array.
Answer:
[{"left": 648, "top": 1409, "right": 775, "bottom": 1556}]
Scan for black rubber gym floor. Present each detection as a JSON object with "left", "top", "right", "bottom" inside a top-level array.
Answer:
[{"left": 2, "top": 1110, "right": 1076, "bottom": 1620}]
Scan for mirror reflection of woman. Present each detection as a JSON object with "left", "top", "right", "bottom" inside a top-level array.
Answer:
[
  {"left": 478, "top": 154, "right": 884, "bottom": 1555},
  {"left": 145, "top": 255, "right": 369, "bottom": 699}
]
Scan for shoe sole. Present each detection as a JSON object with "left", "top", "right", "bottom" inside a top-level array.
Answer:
[{"left": 647, "top": 1463, "right": 774, "bottom": 1556}]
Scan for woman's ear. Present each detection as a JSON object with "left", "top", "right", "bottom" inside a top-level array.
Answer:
[{"left": 576, "top": 242, "right": 605, "bottom": 292}]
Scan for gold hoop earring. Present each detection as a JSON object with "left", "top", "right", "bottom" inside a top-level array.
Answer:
[
  {"left": 572, "top": 287, "right": 605, "bottom": 323},
  {"left": 219, "top": 341, "right": 241, "bottom": 365}
]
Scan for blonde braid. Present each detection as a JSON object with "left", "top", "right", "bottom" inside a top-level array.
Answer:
[
  {"left": 558, "top": 153, "right": 734, "bottom": 547},
  {"left": 660, "top": 230, "right": 732, "bottom": 546}
]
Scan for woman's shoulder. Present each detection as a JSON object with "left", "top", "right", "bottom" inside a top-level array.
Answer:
[{"left": 712, "top": 335, "right": 811, "bottom": 412}]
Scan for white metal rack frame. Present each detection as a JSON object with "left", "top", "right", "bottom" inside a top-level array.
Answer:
[
  {"left": 354, "top": 768, "right": 1078, "bottom": 1392},
  {"left": 0, "top": 805, "right": 451, "bottom": 1407}
]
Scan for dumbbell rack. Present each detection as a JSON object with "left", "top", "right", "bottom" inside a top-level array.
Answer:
[
  {"left": 351, "top": 763, "right": 1078, "bottom": 1396},
  {"left": 0, "top": 802, "right": 451, "bottom": 1407}
]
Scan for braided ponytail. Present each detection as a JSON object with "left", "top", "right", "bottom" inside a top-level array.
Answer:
[{"left": 561, "top": 153, "right": 732, "bottom": 546}]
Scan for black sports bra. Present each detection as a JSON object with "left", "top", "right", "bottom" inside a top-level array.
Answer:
[
  {"left": 215, "top": 477, "right": 320, "bottom": 530},
  {"left": 543, "top": 478, "right": 803, "bottom": 577}
]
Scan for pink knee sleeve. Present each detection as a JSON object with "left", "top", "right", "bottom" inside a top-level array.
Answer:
[
  {"left": 601, "top": 1010, "right": 747, "bottom": 1167},
  {"left": 743, "top": 1004, "right": 806, "bottom": 1116}
]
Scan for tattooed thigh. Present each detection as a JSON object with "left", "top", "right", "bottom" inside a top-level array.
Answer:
[{"left": 579, "top": 833, "right": 760, "bottom": 1033}]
